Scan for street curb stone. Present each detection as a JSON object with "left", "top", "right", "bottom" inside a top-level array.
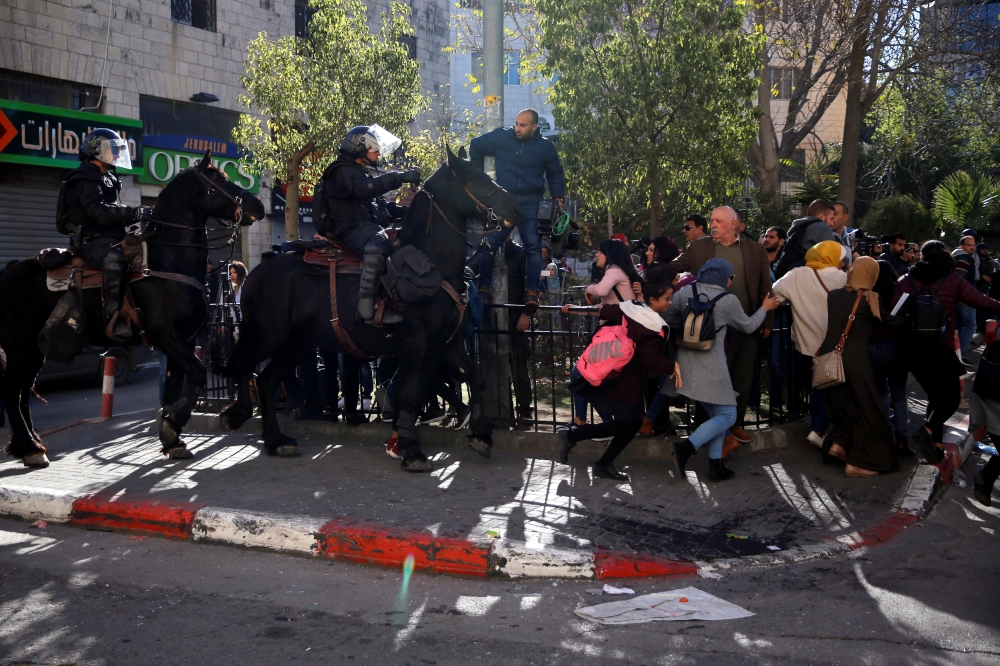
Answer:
[{"left": 0, "top": 427, "right": 973, "bottom": 580}]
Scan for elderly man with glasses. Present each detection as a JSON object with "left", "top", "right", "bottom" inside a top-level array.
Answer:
[{"left": 671, "top": 206, "right": 775, "bottom": 455}]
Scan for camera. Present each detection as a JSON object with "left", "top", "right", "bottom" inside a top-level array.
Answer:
[{"left": 853, "top": 229, "right": 871, "bottom": 257}]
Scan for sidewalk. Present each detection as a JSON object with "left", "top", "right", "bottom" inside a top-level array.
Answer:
[{"left": 0, "top": 405, "right": 957, "bottom": 571}]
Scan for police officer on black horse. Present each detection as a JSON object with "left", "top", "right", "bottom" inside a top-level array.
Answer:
[
  {"left": 57, "top": 128, "right": 152, "bottom": 341},
  {"left": 314, "top": 124, "right": 420, "bottom": 325}
]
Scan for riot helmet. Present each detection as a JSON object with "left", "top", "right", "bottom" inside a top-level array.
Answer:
[
  {"left": 80, "top": 128, "right": 132, "bottom": 170},
  {"left": 338, "top": 124, "right": 402, "bottom": 161}
]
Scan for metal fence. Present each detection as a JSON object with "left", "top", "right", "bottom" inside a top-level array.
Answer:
[
  {"left": 195, "top": 290, "right": 811, "bottom": 432},
  {"left": 471, "top": 300, "right": 810, "bottom": 434}
]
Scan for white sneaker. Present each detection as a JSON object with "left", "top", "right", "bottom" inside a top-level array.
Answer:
[
  {"left": 362, "top": 398, "right": 372, "bottom": 411},
  {"left": 807, "top": 431, "right": 825, "bottom": 448},
  {"left": 337, "top": 396, "right": 345, "bottom": 410}
]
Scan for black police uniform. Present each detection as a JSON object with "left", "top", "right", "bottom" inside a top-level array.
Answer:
[
  {"left": 319, "top": 155, "right": 409, "bottom": 256},
  {"left": 58, "top": 161, "right": 142, "bottom": 338}
]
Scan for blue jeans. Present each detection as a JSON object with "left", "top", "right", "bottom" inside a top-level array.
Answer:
[
  {"left": 869, "top": 338, "right": 908, "bottom": 438},
  {"left": 688, "top": 403, "right": 738, "bottom": 459},
  {"left": 478, "top": 204, "right": 543, "bottom": 293},
  {"left": 956, "top": 303, "right": 976, "bottom": 355}
]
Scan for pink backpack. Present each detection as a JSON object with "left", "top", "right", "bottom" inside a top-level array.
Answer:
[{"left": 576, "top": 323, "right": 636, "bottom": 386}]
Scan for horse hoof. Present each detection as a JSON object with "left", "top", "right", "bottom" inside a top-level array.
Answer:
[
  {"left": 276, "top": 445, "right": 301, "bottom": 458},
  {"left": 401, "top": 456, "right": 433, "bottom": 473},
  {"left": 468, "top": 437, "right": 492, "bottom": 459},
  {"left": 164, "top": 446, "right": 194, "bottom": 460},
  {"left": 22, "top": 453, "right": 50, "bottom": 468}
]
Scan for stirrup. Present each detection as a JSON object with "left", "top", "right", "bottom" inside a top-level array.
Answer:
[{"left": 105, "top": 311, "right": 131, "bottom": 341}]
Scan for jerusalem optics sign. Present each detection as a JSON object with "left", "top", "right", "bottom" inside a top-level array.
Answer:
[{"left": 138, "top": 134, "right": 259, "bottom": 193}]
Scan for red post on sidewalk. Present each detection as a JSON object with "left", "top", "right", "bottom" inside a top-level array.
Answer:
[{"left": 101, "top": 356, "right": 116, "bottom": 419}]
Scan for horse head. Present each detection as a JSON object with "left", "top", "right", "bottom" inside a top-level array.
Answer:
[
  {"left": 429, "top": 146, "right": 522, "bottom": 229},
  {"left": 192, "top": 151, "right": 266, "bottom": 226}
]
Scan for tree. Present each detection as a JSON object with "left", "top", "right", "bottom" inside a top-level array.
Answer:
[
  {"left": 234, "top": 0, "right": 425, "bottom": 240},
  {"left": 404, "top": 86, "right": 482, "bottom": 177},
  {"left": 539, "top": 0, "right": 763, "bottom": 236},
  {"left": 746, "top": 0, "right": 851, "bottom": 194},
  {"left": 933, "top": 171, "right": 1000, "bottom": 236},
  {"left": 835, "top": 0, "right": 1000, "bottom": 214}
]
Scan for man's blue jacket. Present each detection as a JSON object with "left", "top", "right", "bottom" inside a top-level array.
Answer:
[{"left": 469, "top": 127, "right": 565, "bottom": 207}]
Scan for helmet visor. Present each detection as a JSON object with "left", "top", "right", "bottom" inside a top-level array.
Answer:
[
  {"left": 368, "top": 124, "right": 402, "bottom": 156},
  {"left": 96, "top": 137, "right": 132, "bottom": 170}
]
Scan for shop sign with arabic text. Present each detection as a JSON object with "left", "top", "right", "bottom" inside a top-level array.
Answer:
[{"left": 0, "top": 99, "right": 143, "bottom": 175}]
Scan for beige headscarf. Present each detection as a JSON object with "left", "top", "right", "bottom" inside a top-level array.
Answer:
[{"left": 845, "top": 256, "right": 881, "bottom": 319}]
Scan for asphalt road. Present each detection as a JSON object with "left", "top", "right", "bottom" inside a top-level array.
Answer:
[
  {"left": 0, "top": 475, "right": 997, "bottom": 665},
  {"left": 1, "top": 370, "right": 998, "bottom": 664}
]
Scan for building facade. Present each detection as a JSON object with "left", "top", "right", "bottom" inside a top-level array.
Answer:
[{"left": 0, "top": 0, "right": 449, "bottom": 267}]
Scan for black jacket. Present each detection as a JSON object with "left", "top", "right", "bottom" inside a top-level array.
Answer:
[
  {"left": 469, "top": 127, "right": 565, "bottom": 205},
  {"left": 317, "top": 156, "right": 408, "bottom": 236},
  {"left": 58, "top": 162, "right": 136, "bottom": 244}
]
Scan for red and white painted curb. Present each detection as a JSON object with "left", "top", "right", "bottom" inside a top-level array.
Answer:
[{"left": 0, "top": 432, "right": 974, "bottom": 579}]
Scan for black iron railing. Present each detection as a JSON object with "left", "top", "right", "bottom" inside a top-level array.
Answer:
[{"left": 196, "top": 291, "right": 810, "bottom": 432}]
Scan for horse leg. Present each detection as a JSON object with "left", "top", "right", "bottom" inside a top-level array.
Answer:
[
  {"left": 444, "top": 341, "right": 494, "bottom": 456},
  {"left": 220, "top": 368, "right": 254, "bottom": 431},
  {"left": 256, "top": 346, "right": 301, "bottom": 457},
  {"left": 157, "top": 341, "right": 205, "bottom": 459},
  {"left": 1, "top": 346, "right": 48, "bottom": 466},
  {"left": 396, "top": 335, "right": 433, "bottom": 473}
]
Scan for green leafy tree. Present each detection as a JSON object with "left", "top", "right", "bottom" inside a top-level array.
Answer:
[
  {"left": 859, "top": 194, "right": 938, "bottom": 245},
  {"left": 539, "top": 0, "right": 763, "bottom": 236},
  {"left": 234, "top": 0, "right": 425, "bottom": 240},
  {"left": 933, "top": 171, "right": 1000, "bottom": 237},
  {"left": 404, "top": 86, "right": 482, "bottom": 178}
]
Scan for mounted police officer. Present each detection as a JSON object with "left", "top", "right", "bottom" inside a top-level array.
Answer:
[
  {"left": 315, "top": 124, "right": 420, "bottom": 325},
  {"left": 57, "top": 128, "right": 152, "bottom": 341}
]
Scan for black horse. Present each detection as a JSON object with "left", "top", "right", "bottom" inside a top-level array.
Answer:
[
  {"left": 0, "top": 152, "right": 266, "bottom": 466},
  {"left": 217, "top": 147, "right": 523, "bottom": 470}
]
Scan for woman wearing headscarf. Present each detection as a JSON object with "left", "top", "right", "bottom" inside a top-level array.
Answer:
[
  {"left": 667, "top": 259, "right": 780, "bottom": 481},
  {"left": 893, "top": 241, "right": 1000, "bottom": 462},
  {"left": 772, "top": 241, "right": 847, "bottom": 447},
  {"left": 818, "top": 256, "right": 899, "bottom": 477}
]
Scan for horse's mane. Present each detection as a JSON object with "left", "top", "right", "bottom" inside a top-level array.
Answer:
[{"left": 153, "top": 163, "right": 228, "bottom": 218}]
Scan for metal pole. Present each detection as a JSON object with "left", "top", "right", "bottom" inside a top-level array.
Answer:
[
  {"left": 481, "top": 0, "right": 511, "bottom": 424},
  {"left": 607, "top": 191, "right": 613, "bottom": 238}
]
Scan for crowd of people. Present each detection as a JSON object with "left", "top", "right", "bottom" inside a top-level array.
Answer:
[{"left": 550, "top": 199, "right": 998, "bottom": 504}]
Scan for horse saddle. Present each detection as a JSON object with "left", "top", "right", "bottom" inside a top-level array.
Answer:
[
  {"left": 41, "top": 235, "right": 147, "bottom": 292},
  {"left": 295, "top": 230, "right": 399, "bottom": 272}
]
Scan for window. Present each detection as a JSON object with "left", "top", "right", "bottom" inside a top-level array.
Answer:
[
  {"left": 504, "top": 51, "right": 521, "bottom": 86},
  {"left": 769, "top": 67, "right": 800, "bottom": 100},
  {"left": 172, "top": 0, "right": 216, "bottom": 32},
  {"left": 295, "top": 0, "right": 316, "bottom": 38},
  {"left": 0, "top": 69, "right": 102, "bottom": 110},
  {"left": 399, "top": 35, "right": 417, "bottom": 60},
  {"left": 140, "top": 96, "right": 240, "bottom": 141}
]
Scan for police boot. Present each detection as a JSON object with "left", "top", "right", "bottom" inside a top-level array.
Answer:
[
  {"left": 102, "top": 248, "right": 132, "bottom": 341},
  {"left": 358, "top": 242, "right": 385, "bottom": 324}
]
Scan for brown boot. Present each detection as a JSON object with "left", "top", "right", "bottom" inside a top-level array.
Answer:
[
  {"left": 638, "top": 417, "right": 654, "bottom": 437},
  {"left": 524, "top": 290, "right": 540, "bottom": 314},
  {"left": 722, "top": 434, "right": 740, "bottom": 458},
  {"left": 730, "top": 427, "right": 752, "bottom": 443},
  {"left": 845, "top": 464, "right": 878, "bottom": 478}
]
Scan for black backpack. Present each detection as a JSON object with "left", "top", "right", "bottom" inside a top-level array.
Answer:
[
  {"left": 678, "top": 283, "right": 727, "bottom": 350},
  {"left": 312, "top": 163, "right": 348, "bottom": 236},
  {"left": 906, "top": 276, "right": 948, "bottom": 343},
  {"left": 773, "top": 218, "right": 826, "bottom": 281}
]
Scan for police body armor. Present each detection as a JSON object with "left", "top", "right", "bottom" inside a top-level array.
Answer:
[{"left": 56, "top": 162, "right": 140, "bottom": 341}]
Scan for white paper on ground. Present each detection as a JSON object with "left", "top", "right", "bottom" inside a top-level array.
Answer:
[
  {"left": 697, "top": 568, "right": 724, "bottom": 579},
  {"left": 602, "top": 584, "right": 635, "bottom": 595},
  {"left": 574, "top": 587, "right": 754, "bottom": 625}
]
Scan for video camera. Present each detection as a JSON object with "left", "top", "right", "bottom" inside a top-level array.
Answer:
[{"left": 538, "top": 198, "right": 580, "bottom": 257}]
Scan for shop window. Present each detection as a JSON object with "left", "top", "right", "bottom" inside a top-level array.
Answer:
[{"left": 172, "top": 0, "right": 216, "bottom": 32}]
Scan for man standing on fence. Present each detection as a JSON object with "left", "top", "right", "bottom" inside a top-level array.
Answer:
[
  {"left": 470, "top": 109, "right": 565, "bottom": 311},
  {"left": 670, "top": 206, "right": 774, "bottom": 454}
]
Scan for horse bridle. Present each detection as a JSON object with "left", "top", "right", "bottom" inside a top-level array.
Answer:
[
  {"left": 462, "top": 182, "right": 505, "bottom": 228},
  {"left": 195, "top": 167, "right": 245, "bottom": 227}
]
